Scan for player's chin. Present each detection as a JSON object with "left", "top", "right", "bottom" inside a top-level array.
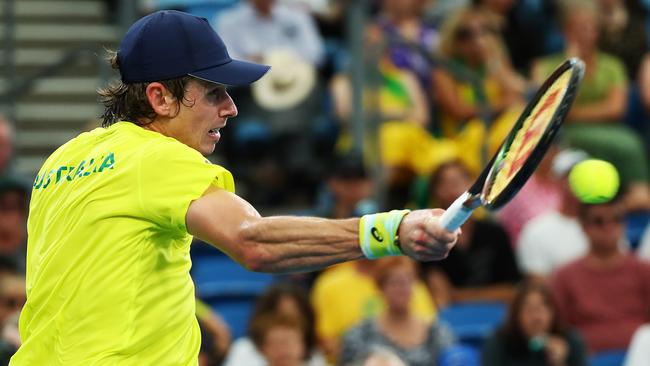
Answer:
[{"left": 199, "top": 141, "right": 218, "bottom": 156}]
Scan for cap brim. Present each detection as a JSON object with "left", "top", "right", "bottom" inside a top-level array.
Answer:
[{"left": 190, "top": 59, "right": 270, "bottom": 87}]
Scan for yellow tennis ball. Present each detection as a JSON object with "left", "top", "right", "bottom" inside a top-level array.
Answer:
[{"left": 568, "top": 159, "right": 619, "bottom": 203}]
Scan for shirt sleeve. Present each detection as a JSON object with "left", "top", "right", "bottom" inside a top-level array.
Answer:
[
  {"left": 291, "top": 9, "right": 325, "bottom": 65},
  {"left": 517, "top": 222, "right": 552, "bottom": 275},
  {"left": 604, "top": 54, "right": 628, "bottom": 87},
  {"left": 137, "top": 140, "right": 235, "bottom": 235}
]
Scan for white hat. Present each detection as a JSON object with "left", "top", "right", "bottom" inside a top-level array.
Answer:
[
  {"left": 552, "top": 149, "right": 589, "bottom": 177},
  {"left": 252, "top": 50, "right": 316, "bottom": 111}
]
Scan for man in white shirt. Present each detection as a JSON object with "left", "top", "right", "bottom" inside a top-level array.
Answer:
[
  {"left": 216, "top": 0, "right": 325, "bottom": 66},
  {"left": 516, "top": 150, "right": 589, "bottom": 280}
]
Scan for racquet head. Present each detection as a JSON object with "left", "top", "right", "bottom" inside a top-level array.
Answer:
[{"left": 479, "top": 58, "right": 585, "bottom": 209}]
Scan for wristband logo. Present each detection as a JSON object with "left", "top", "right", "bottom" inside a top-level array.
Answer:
[{"left": 371, "top": 227, "right": 384, "bottom": 242}]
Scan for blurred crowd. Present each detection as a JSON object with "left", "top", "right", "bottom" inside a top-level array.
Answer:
[{"left": 3, "top": 0, "right": 650, "bottom": 365}]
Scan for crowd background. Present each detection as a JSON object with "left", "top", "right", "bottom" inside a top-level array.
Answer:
[{"left": 3, "top": 0, "right": 650, "bottom": 365}]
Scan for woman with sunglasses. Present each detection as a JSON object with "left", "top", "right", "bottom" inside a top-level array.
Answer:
[{"left": 431, "top": 5, "right": 525, "bottom": 175}]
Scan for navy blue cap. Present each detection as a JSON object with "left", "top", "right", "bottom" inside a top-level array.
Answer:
[{"left": 117, "top": 10, "right": 270, "bottom": 86}]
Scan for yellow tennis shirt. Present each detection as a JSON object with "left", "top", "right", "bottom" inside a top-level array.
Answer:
[{"left": 10, "top": 122, "right": 235, "bottom": 366}]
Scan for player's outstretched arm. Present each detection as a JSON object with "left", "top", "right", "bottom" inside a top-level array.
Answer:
[{"left": 186, "top": 187, "right": 458, "bottom": 273}]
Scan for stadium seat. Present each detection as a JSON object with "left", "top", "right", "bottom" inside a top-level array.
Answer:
[
  {"left": 438, "top": 344, "right": 481, "bottom": 366},
  {"left": 438, "top": 302, "right": 507, "bottom": 345},
  {"left": 191, "top": 253, "right": 275, "bottom": 298},
  {"left": 626, "top": 212, "right": 650, "bottom": 251},
  {"left": 191, "top": 247, "right": 276, "bottom": 338},
  {"left": 590, "top": 350, "right": 627, "bottom": 366}
]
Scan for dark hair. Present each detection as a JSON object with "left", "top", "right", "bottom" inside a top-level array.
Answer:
[
  {"left": 248, "top": 283, "right": 317, "bottom": 355},
  {"left": 427, "top": 160, "right": 472, "bottom": 200},
  {"left": 97, "top": 50, "right": 202, "bottom": 127},
  {"left": 499, "top": 281, "right": 567, "bottom": 357},
  {"left": 249, "top": 313, "right": 306, "bottom": 353}
]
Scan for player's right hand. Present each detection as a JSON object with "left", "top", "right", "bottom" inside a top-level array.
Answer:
[{"left": 397, "top": 209, "right": 460, "bottom": 261}]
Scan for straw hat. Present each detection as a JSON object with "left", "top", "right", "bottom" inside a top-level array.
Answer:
[{"left": 252, "top": 50, "right": 316, "bottom": 111}]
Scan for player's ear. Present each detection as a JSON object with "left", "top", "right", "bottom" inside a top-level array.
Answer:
[{"left": 145, "top": 82, "right": 175, "bottom": 117}]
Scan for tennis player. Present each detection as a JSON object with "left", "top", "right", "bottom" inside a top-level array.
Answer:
[{"left": 10, "top": 10, "right": 458, "bottom": 366}]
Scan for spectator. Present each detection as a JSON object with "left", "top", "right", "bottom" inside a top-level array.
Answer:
[
  {"left": 516, "top": 150, "right": 590, "bottom": 281},
  {"left": 311, "top": 259, "right": 435, "bottom": 362},
  {"left": 497, "top": 144, "right": 563, "bottom": 244},
  {"left": 482, "top": 281, "right": 587, "bottom": 366},
  {"left": 0, "top": 273, "right": 25, "bottom": 328},
  {"left": 597, "top": 0, "right": 648, "bottom": 80},
  {"left": 338, "top": 257, "right": 454, "bottom": 366},
  {"left": 0, "top": 176, "right": 29, "bottom": 273},
  {"left": 422, "top": 160, "right": 520, "bottom": 308},
  {"left": 0, "top": 117, "right": 13, "bottom": 177},
  {"left": 310, "top": 155, "right": 376, "bottom": 220},
  {"left": 432, "top": 5, "right": 525, "bottom": 174},
  {"left": 0, "top": 273, "right": 25, "bottom": 363},
  {"left": 476, "top": 0, "right": 562, "bottom": 74},
  {"left": 551, "top": 197, "right": 650, "bottom": 353},
  {"left": 532, "top": 0, "right": 650, "bottom": 211},
  {"left": 250, "top": 314, "right": 308, "bottom": 366},
  {"left": 224, "top": 284, "right": 326, "bottom": 366},
  {"left": 330, "top": 56, "right": 457, "bottom": 207},
  {"left": 215, "top": 0, "right": 327, "bottom": 206},
  {"left": 368, "top": 0, "right": 439, "bottom": 92},
  {"left": 217, "top": 0, "right": 325, "bottom": 66}
]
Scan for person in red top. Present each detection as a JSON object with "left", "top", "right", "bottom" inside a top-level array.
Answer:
[{"left": 551, "top": 196, "right": 650, "bottom": 353}]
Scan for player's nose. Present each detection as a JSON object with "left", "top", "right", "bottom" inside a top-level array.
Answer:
[{"left": 219, "top": 93, "right": 238, "bottom": 119}]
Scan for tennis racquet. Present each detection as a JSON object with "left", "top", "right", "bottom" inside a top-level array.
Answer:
[{"left": 439, "top": 58, "right": 585, "bottom": 231}]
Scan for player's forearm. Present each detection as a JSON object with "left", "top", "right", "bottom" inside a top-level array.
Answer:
[{"left": 236, "top": 216, "right": 364, "bottom": 273}]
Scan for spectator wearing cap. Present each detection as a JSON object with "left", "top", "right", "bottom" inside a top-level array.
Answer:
[
  {"left": 551, "top": 196, "right": 650, "bottom": 353},
  {"left": 516, "top": 150, "right": 592, "bottom": 283},
  {"left": 422, "top": 160, "right": 520, "bottom": 308}
]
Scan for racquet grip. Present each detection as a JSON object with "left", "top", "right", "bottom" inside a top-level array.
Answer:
[{"left": 439, "top": 192, "right": 476, "bottom": 231}]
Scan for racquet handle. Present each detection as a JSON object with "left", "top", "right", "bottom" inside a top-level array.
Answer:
[{"left": 439, "top": 192, "right": 476, "bottom": 231}]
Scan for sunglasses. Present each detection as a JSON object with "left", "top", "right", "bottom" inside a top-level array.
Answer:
[
  {"left": 583, "top": 214, "right": 624, "bottom": 227},
  {"left": 454, "top": 25, "right": 495, "bottom": 41}
]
